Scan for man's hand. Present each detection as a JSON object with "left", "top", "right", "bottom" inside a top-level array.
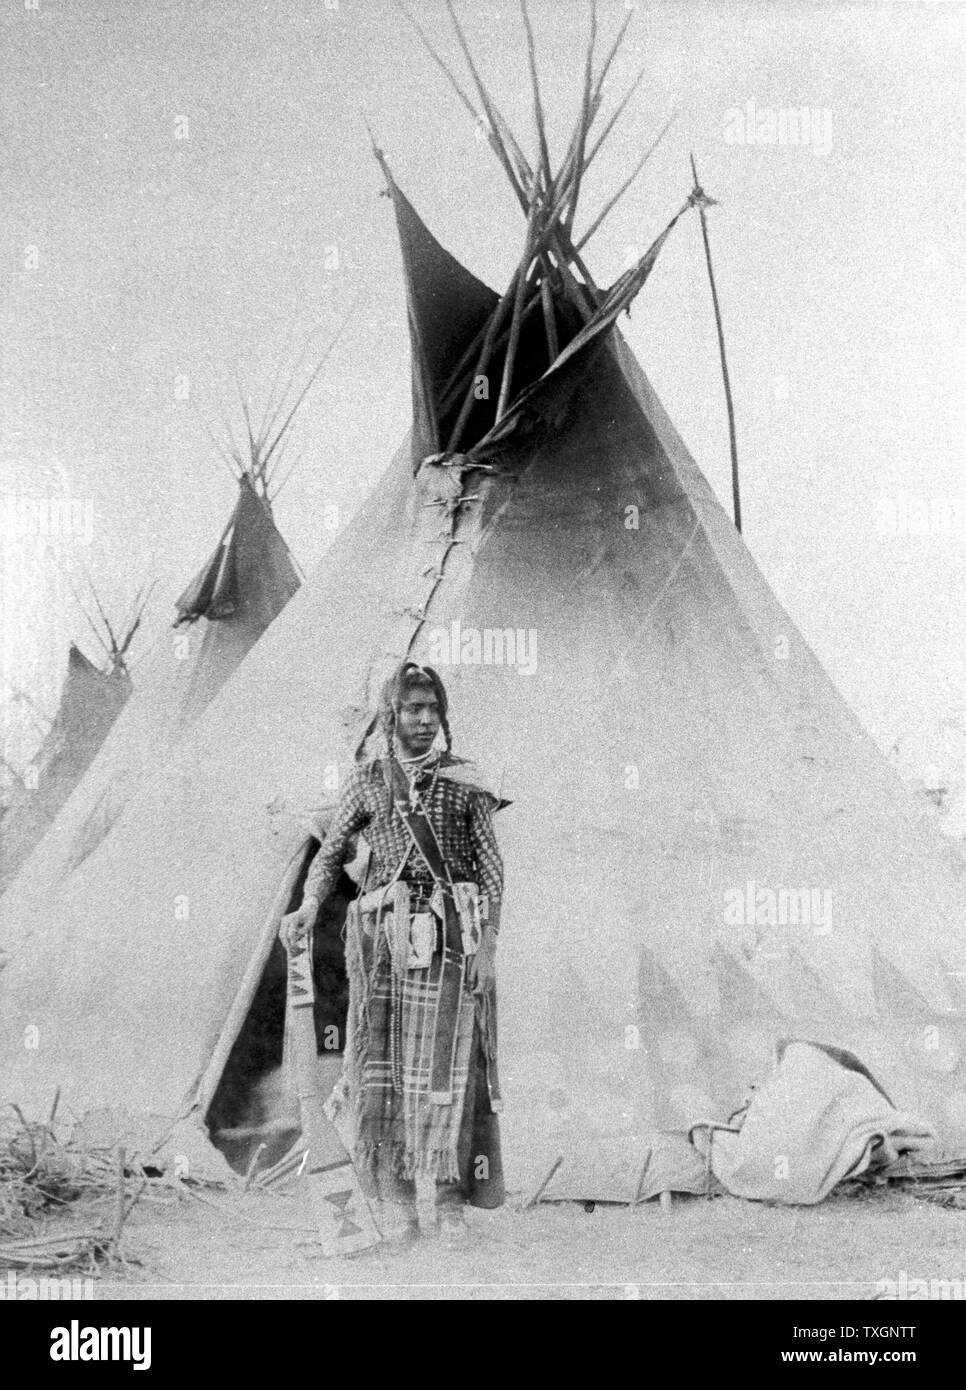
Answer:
[
  {"left": 279, "top": 896, "right": 318, "bottom": 952},
  {"left": 467, "top": 932, "right": 497, "bottom": 992}
]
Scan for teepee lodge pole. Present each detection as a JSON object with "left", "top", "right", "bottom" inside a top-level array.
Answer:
[
  {"left": 690, "top": 153, "right": 742, "bottom": 534},
  {"left": 395, "top": 0, "right": 480, "bottom": 130},
  {"left": 519, "top": 0, "right": 559, "bottom": 364},
  {"left": 539, "top": 271, "right": 559, "bottom": 362},
  {"left": 577, "top": 110, "right": 677, "bottom": 250},
  {"left": 436, "top": 0, "right": 691, "bottom": 436},
  {"left": 408, "top": 14, "right": 581, "bottom": 314},
  {"left": 449, "top": 197, "right": 543, "bottom": 447},
  {"left": 565, "top": 0, "right": 598, "bottom": 233},
  {"left": 445, "top": 0, "right": 596, "bottom": 309},
  {"left": 591, "top": 5, "right": 632, "bottom": 101},
  {"left": 584, "top": 59, "right": 647, "bottom": 171},
  {"left": 447, "top": 267, "right": 522, "bottom": 450},
  {"left": 441, "top": 283, "right": 546, "bottom": 421},
  {"left": 404, "top": 0, "right": 593, "bottom": 324},
  {"left": 520, "top": 0, "right": 551, "bottom": 189},
  {"left": 497, "top": 195, "right": 541, "bottom": 421}
]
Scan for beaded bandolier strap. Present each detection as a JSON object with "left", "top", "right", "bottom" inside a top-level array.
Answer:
[
  {"left": 387, "top": 754, "right": 468, "bottom": 1101},
  {"left": 301, "top": 751, "right": 504, "bottom": 1119}
]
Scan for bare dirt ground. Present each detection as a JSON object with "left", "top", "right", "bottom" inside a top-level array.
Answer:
[{"left": 91, "top": 1185, "right": 966, "bottom": 1301}]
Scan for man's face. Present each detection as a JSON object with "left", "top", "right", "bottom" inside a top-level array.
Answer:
[{"left": 396, "top": 685, "right": 441, "bottom": 755}]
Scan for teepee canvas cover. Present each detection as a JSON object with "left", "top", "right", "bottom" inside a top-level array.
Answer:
[
  {"left": 0, "top": 583, "right": 143, "bottom": 894},
  {"left": 0, "top": 417, "right": 303, "bottom": 910},
  {"left": 169, "top": 471, "right": 302, "bottom": 733},
  {"left": 2, "top": 13, "right": 965, "bottom": 1184}
]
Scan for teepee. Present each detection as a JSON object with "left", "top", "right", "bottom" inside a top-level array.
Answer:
[
  {"left": 2, "top": 6, "right": 965, "bottom": 1185},
  {"left": 0, "top": 584, "right": 146, "bottom": 893},
  {"left": 0, "top": 369, "right": 309, "bottom": 909}
]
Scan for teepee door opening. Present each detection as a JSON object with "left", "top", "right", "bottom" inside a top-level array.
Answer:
[{"left": 203, "top": 845, "right": 356, "bottom": 1175}]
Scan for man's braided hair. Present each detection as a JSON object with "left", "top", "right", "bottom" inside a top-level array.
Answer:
[{"left": 379, "top": 660, "right": 452, "bottom": 762}]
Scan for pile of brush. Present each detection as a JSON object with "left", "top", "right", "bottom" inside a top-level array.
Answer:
[{"left": 0, "top": 1102, "right": 147, "bottom": 1274}]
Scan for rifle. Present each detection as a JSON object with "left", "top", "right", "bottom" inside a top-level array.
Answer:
[{"left": 284, "top": 922, "right": 381, "bottom": 1258}]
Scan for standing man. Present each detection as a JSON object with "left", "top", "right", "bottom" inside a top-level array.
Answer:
[{"left": 281, "top": 660, "right": 505, "bottom": 1247}]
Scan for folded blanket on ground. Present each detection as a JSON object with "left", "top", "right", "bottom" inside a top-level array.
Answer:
[{"left": 690, "top": 1038, "right": 935, "bottom": 1205}]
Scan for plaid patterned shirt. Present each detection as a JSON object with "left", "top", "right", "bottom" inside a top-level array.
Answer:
[{"left": 303, "top": 755, "right": 504, "bottom": 930}]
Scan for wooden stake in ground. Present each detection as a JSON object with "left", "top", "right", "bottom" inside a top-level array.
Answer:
[
  {"left": 690, "top": 153, "right": 741, "bottom": 534},
  {"left": 113, "top": 1146, "right": 125, "bottom": 1246},
  {"left": 523, "top": 1155, "right": 563, "bottom": 1209},
  {"left": 284, "top": 925, "right": 381, "bottom": 1258}
]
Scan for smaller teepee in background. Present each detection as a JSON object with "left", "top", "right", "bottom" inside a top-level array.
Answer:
[
  {"left": 0, "top": 338, "right": 340, "bottom": 902},
  {"left": 0, "top": 581, "right": 148, "bottom": 891},
  {"left": 165, "top": 366, "right": 315, "bottom": 731}
]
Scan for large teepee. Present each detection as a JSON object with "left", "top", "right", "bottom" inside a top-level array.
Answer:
[
  {"left": 2, "top": 7, "right": 965, "bottom": 1185},
  {"left": 0, "top": 376, "right": 307, "bottom": 908},
  {"left": 0, "top": 585, "right": 146, "bottom": 893}
]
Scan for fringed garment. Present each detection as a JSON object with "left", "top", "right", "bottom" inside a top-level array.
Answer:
[
  {"left": 344, "top": 897, "right": 477, "bottom": 1182},
  {"left": 306, "top": 753, "right": 505, "bottom": 1200}
]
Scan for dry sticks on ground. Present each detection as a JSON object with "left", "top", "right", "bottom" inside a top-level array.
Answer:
[{"left": 0, "top": 1104, "right": 161, "bottom": 1273}]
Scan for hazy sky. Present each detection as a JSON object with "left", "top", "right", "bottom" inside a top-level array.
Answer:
[{"left": 2, "top": 0, "right": 965, "bottom": 771}]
